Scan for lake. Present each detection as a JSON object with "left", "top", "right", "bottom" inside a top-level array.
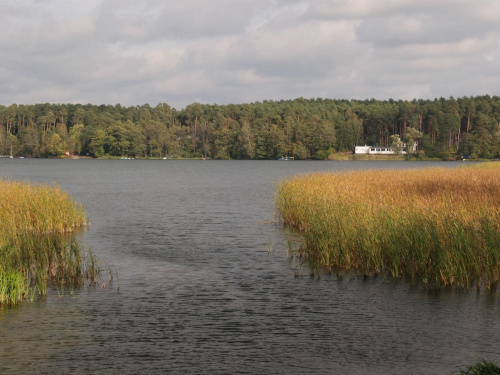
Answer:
[{"left": 0, "top": 159, "right": 499, "bottom": 374}]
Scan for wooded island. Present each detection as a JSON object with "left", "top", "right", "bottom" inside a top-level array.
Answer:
[{"left": 1, "top": 95, "right": 499, "bottom": 160}]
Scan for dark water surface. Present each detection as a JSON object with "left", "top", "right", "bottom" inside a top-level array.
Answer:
[{"left": 0, "top": 160, "right": 499, "bottom": 374}]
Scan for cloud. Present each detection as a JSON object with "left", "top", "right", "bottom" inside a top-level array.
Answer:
[{"left": 0, "top": 0, "right": 498, "bottom": 108}]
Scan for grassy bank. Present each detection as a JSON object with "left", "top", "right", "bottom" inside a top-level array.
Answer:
[
  {"left": 276, "top": 163, "right": 500, "bottom": 289},
  {"left": 0, "top": 180, "right": 101, "bottom": 306}
]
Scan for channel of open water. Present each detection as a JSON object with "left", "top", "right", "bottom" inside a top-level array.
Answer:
[{"left": 0, "top": 159, "right": 499, "bottom": 374}]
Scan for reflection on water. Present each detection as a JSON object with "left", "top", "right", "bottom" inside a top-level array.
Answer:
[{"left": 0, "top": 160, "right": 499, "bottom": 374}]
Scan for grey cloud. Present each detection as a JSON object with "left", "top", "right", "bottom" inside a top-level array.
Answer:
[
  {"left": 96, "top": 0, "right": 260, "bottom": 42},
  {"left": 356, "top": 13, "right": 497, "bottom": 47},
  {"left": 153, "top": 1, "right": 256, "bottom": 39}
]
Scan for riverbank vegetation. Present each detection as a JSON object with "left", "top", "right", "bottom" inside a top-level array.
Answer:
[
  {"left": 1, "top": 95, "right": 499, "bottom": 160},
  {"left": 0, "top": 180, "right": 101, "bottom": 306},
  {"left": 276, "top": 163, "right": 500, "bottom": 289}
]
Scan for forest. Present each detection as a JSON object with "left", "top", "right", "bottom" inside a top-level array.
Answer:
[{"left": 1, "top": 95, "right": 499, "bottom": 160}]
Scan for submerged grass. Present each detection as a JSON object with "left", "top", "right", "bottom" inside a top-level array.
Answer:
[
  {"left": 276, "top": 163, "right": 500, "bottom": 289},
  {"left": 456, "top": 359, "right": 500, "bottom": 374},
  {"left": 0, "top": 180, "right": 102, "bottom": 306}
]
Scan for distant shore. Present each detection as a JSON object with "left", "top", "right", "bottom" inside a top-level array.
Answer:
[{"left": 2, "top": 154, "right": 495, "bottom": 162}]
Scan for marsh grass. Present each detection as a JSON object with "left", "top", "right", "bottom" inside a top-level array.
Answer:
[
  {"left": 0, "top": 180, "right": 103, "bottom": 306},
  {"left": 276, "top": 163, "right": 500, "bottom": 289}
]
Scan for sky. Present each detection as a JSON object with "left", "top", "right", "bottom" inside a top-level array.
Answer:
[{"left": 1, "top": 0, "right": 499, "bottom": 109}]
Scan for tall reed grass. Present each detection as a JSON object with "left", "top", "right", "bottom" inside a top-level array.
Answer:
[
  {"left": 0, "top": 180, "right": 101, "bottom": 306},
  {"left": 276, "top": 163, "right": 500, "bottom": 289},
  {"left": 0, "top": 180, "right": 86, "bottom": 243}
]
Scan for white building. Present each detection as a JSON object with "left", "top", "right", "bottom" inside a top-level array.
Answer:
[{"left": 354, "top": 142, "right": 417, "bottom": 155}]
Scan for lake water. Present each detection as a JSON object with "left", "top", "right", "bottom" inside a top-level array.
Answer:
[{"left": 0, "top": 159, "right": 499, "bottom": 374}]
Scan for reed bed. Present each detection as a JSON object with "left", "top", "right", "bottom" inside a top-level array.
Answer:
[
  {"left": 276, "top": 163, "right": 500, "bottom": 289},
  {"left": 0, "top": 180, "right": 101, "bottom": 306}
]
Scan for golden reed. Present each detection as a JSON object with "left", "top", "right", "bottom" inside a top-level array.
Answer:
[{"left": 277, "top": 163, "right": 500, "bottom": 289}]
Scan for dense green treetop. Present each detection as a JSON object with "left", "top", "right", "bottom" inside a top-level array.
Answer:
[{"left": 1, "top": 96, "right": 499, "bottom": 159}]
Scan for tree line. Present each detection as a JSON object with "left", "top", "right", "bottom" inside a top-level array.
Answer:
[{"left": 1, "top": 95, "right": 499, "bottom": 159}]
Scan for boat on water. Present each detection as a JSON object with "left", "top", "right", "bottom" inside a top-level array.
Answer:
[{"left": 277, "top": 155, "right": 294, "bottom": 161}]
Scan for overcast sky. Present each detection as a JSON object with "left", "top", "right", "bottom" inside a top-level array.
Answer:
[{"left": 1, "top": 0, "right": 499, "bottom": 109}]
